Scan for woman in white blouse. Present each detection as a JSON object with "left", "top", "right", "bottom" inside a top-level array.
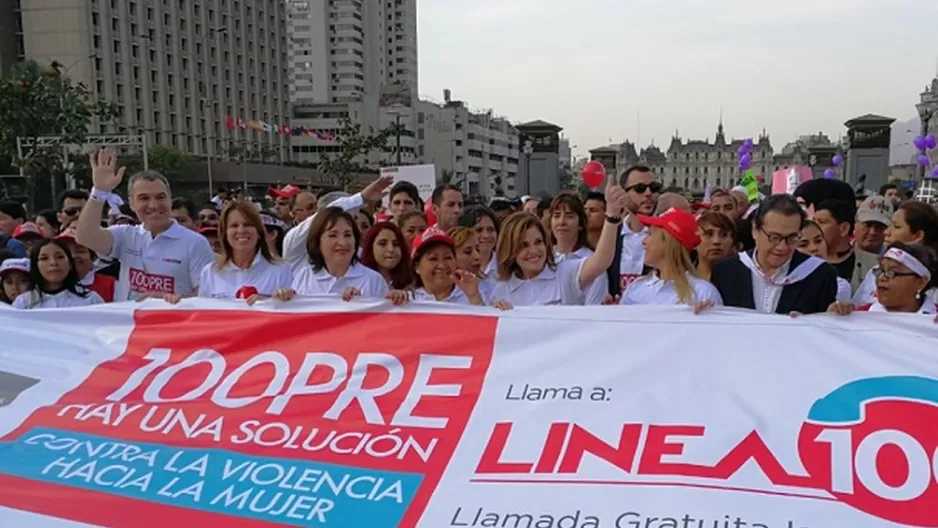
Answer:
[
  {"left": 292, "top": 207, "right": 392, "bottom": 301},
  {"left": 490, "top": 176, "right": 625, "bottom": 308},
  {"left": 199, "top": 201, "right": 294, "bottom": 304},
  {"left": 408, "top": 228, "right": 485, "bottom": 305},
  {"left": 548, "top": 192, "right": 608, "bottom": 305},
  {"left": 618, "top": 207, "right": 723, "bottom": 307},
  {"left": 13, "top": 239, "right": 104, "bottom": 309}
]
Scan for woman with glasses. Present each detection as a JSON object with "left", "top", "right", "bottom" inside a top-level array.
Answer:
[{"left": 829, "top": 242, "right": 936, "bottom": 315}]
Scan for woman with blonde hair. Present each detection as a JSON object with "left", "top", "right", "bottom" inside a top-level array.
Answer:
[
  {"left": 198, "top": 200, "right": 294, "bottom": 304},
  {"left": 619, "top": 208, "right": 722, "bottom": 307},
  {"left": 490, "top": 177, "right": 626, "bottom": 308}
]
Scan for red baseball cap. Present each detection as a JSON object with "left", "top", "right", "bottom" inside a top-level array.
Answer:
[
  {"left": 56, "top": 226, "right": 79, "bottom": 243},
  {"left": 13, "top": 222, "right": 43, "bottom": 240},
  {"left": 267, "top": 185, "right": 301, "bottom": 200},
  {"left": 637, "top": 208, "right": 701, "bottom": 250},
  {"left": 411, "top": 227, "right": 454, "bottom": 259}
]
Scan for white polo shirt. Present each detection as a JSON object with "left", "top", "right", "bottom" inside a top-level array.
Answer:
[
  {"left": 412, "top": 285, "right": 489, "bottom": 305},
  {"left": 282, "top": 194, "right": 364, "bottom": 273},
  {"left": 618, "top": 218, "right": 649, "bottom": 291},
  {"left": 292, "top": 262, "right": 389, "bottom": 298},
  {"left": 198, "top": 254, "right": 294, "bottom": 299},
  {"left": 556, "top": 247, "right": 608, "bottom": 305},
  {"left": 620, "top": 272, "right": 723, "bottom": 306},
  {"left": 491, "top": 259, "right": 586, "bottom": 307},
  {"left": 107, "top": 221, "right": 215, "bottom": 301},
  {"left": 13, "top": 289, "right": 104, "bottom": 309}
]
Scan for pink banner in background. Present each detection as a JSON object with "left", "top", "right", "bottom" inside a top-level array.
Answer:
[{"left": 772, "top": 165, "right": 814, "bottom": 194}]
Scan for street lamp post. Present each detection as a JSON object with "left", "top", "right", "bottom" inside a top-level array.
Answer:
[
  {"left": 522, "top": 139, "right": 534, "bottom": 196},
  {"left": 916, "top": 101, "right": 935, "bottom": 181}
]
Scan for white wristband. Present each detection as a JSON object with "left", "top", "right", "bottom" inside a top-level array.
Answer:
[{"left": 90, "top": 187, "right": 113, "bottom": 202}]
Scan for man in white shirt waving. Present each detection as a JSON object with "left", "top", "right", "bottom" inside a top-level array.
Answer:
[{"left": 76, "top": 148, "right": 215, "bottom": 303}]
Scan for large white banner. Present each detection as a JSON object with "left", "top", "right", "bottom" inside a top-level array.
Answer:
[{"left": 0, "top": 300, "right": 937, "bottom": 528}]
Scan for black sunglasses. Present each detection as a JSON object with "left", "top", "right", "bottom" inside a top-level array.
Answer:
[
  {"left": 625, "top": 182, "right": 663, "bottom": 194},
  {"left": 62, "top": 207, "right": 82, "bottom": 216}
]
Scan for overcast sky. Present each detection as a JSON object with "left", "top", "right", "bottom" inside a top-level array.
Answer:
[{"left": 417, "top": 0, "right": 937, "bottom": 156}]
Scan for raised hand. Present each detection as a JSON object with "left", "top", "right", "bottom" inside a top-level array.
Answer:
[
  {"left": 362, "top": 174, "right": 395, "bottom": 205},
  {"left": 451, "top": 269, "right": 480, "bottom": 296},
  {"left": 604, "top": 172, "right": 627, "bottom": 217},
  {"left": 89, "top": 148, "right": 126, "bottom": 193}
]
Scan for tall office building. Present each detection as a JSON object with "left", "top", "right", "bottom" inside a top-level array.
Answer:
[
  {"left": 17, "top": 0, "right": 290, "bottom": 161},
  {"left": 288, "top": 0, "right": 417, "bottom": 105},
  {"left": 288, "top": 0, "right": 419, "bottom": 168}
]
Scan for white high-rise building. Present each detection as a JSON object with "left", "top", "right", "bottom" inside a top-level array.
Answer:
[{"left": 288, "top": 0, "right": 419, "bottom": 169}]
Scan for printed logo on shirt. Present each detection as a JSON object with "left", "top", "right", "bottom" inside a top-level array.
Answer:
[
  {"left": 161, "top": 257, "right": 183, "bottom": 265},
  {"left": 123, "top": 248, "right": 143, "bottom": 257},
  {"left": 128, "top": 267, "right": 176, "bottom": 294},
  {"left": 619, "top": 273, "right": 642, "bottom": 290}
]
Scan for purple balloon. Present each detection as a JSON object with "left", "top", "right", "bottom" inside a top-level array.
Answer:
[
  {"left": 737, "top": 145, "right": 750, "bottom": 157},
  {"left": 914, "top": 136, "right": 927, "bottom": 151},
  {"left": 743, "top": 138, "right": 754, "bottom": 149},
  {"left": 918, "top": 154, "right": 931, "bottom": 166},
  {"left": 832, "top": 154, "right": 843, "bottom": 166},
  {"left": 932, "top": 165, "right": 938, "bottom": 177},
  {"left": 823, "top": 168, "right": 836, "bottom": 179},
  {"left": 927, "top": 134, "right": 937, "bottom": 150},
  {"left": 739, "top": 153, "right": 752, "bottom": 170}
]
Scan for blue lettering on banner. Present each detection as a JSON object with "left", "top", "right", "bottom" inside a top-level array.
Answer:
[{"left": 0, "top": 427, "right": 422, "bottom": 527}]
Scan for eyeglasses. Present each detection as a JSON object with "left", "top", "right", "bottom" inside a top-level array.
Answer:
[
  {"left": 872, "top": 266, "right": 919, "bottom": 281},
  {"left": 62, "top": 207, "right": 81, "bottom": 216},
  {"left": 199, "top": 214, "right": 219, "bottom": 221},
  {"left": 625, "top": 182, "right": 663, "bottom": 194},
  {"left": 759, "top": 228, "right": 800, "bottom": 247}
]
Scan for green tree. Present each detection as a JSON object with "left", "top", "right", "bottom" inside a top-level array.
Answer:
[
  {"left": 0, "top": 60, "right": 119, "bottom": 208},
  {"left": 119, "top": 145, "right": 195, "bottom": 187},
  {"left": 317, "top": 118, "right": 400, "bottom": 190}
]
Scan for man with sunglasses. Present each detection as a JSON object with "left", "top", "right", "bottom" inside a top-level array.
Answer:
[
  {"left": 57, "top": 189, "right": 89, "bottom": 232},
  {"left": 606, "top": 165, "right": 662, "bottom": 296},
  {"left": 710, "top": 194, "right": 837, "bottom": 315}
]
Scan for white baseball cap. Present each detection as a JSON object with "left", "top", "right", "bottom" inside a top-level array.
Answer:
[{"left": 0, "top": 258, "right": 29, "bottom": 276}]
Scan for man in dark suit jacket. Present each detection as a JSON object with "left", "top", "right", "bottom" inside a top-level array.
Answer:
[{"left": 711, "top": 194, "right": 838, "bottom": 315}]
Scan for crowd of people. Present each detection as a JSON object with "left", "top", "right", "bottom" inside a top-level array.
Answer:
[{"left": 1, "top": 147, "right": 937, "bottom": 320}]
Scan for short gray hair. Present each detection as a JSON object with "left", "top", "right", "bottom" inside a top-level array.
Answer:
[
  {"left": 317, "top": 191, "right": 350, "bottom": 210},
  {"left": 127, "top": 170, "right": 172, "bottom": 196}
]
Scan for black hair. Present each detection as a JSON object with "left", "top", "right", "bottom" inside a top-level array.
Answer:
[
  {"left": 56, "top": 189, "right": 89, "bottom": 210},
  {"left": 35, "top": 209, "right": 60, "bottom": 233},
  {"left": 734, "top": 217, "right": 755, "bottom": 252},
  {"left": 619, "top": 165, "right": 653, "bottom": 187},
  {"left": 584, "top": 191, "right": 606, "bottom": 204},
  {"left": 171, "top": 198, "right": 198, "bottom": 220},
  {"left": 389, "top": 181, "right": 420, "bottom": 206},
  {"left": 0, "top": 248, "right": 17, "bottom": 264},
  {"left": 752, "top": 194, "right": 806, "bottom": 229},
  {"left": 536, "top": 196, "right": 552, "bottom": 216},
  {"left": 792, "top": 179, "right": 854, "bottom": 208},
  {"left": 0, "top": 201, "right": 27, "bottom": 222},
  {"left": 431, "top": 184, "right": 462, "bottom": 206},
  {"left": 458, "top": 205, "right": 500, "bottom": 232},
  {"left": 200, "top": 202, "right": 220, "bottom": 213},
  {"left": 488, "top": 200, "right": 515, "bottom": 213},
  {"left": 815, "top": 198, "right": 856, "bottom": 235},
  {"left": 879, "top": 183, "right": 899, "bottom": 196},
  {"left": 28, "top": 239, "right": 90, "bottom": 301}
]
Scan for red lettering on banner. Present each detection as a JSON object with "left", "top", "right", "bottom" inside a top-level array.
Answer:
[
  {"left": 128, "top": 267, "right": 176, "bottom": 294},
  {"left": 638, "top": 425, "right": 706, "bottom": 476},
  {"left": 558, "top": 424, "right": 642, "bottom": 474},
  {"left": 1, "top": 311, "right": 497, "bottom": 528}
]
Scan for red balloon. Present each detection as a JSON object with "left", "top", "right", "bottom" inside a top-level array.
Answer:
[
  {"left": 235, "top": 286, "right": 259, "bottom": 299},
  {"left": 423, "top": 200, "right": 437, "bottom": 227},
  {"left": 581, "top": 161, "right": 606, "bottom": 188}
]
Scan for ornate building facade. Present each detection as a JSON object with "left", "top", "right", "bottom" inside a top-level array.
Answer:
[{"left": 589, "top": 122, "right": 775, "bottom": 194}]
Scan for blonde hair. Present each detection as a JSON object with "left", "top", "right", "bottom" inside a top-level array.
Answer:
[
  {"left": 447, "top": 226, "right": 475, "bottom": 249},
  {"left": 215, "top": 200, "right": 276, "bottom": 270},
  {"left": 496, "top": 212, "right": 555, "bottom": 281},
  {"left": 650, "top": 227, "right": 698, "bottom": 304}
]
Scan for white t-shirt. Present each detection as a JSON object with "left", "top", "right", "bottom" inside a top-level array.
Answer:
[
  {"left": 835, "top": 277, "right": 852, "bottom": 303},
  {"left": 107, "top": 221, "right": 215, "bottom": 301},
  {"left": 412, "top": 285, "right": 489, "bottom": 305},
  {"left": 292, "top": 262, "right": 389, "bottom": 298},
  {"left": 617, "top": 218, "right": 649, "bottom": 291},
  {"left": 491, "top": 259, "right": 586, "bottom": 306},
  {"left": 620, "top": 272, "right": 724, "bottom": 306},
  {"left": 13, "top": 289, "right": 104, "bottom": 309},
  {"left": 282, "top": 194, "right": 364, "bottom": 273},
  {"left": 556, "top": 247, "right": 608, "bottom": 305},
  {"left": 198, "top": 254, "right": 294, "bottom": 299}
]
